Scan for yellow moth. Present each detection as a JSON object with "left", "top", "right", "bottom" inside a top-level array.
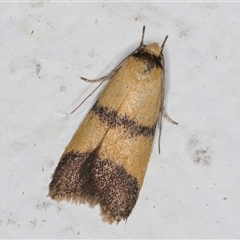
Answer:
[{"left": 48, "top": 26, "right": 177, "bottom": 224}]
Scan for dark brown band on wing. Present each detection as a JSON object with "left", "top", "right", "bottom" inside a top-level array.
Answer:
[
  {"left": 132, "top": 48, "right": 163, "bottom": 69},
  {"left": 91, "top": 101, "right": 156, "bottom": 138},
  {"left": 49, "top": 150, "right": 140, "bottom": 223}
]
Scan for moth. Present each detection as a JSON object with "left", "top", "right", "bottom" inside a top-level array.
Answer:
[{"left": 48, "top": 26, "right": 177, "bottom": 223}]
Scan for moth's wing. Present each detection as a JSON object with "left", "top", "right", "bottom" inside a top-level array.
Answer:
[
  {"left": 49, "top": 55, "right": 163, "bottom": 223},
  {"left": 91, "top": 56, "right": 163, "bottom": 222}
]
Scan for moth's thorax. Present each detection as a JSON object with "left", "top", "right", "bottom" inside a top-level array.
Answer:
[{"left": 144, "top": 43, "right": 162, "bottom": 57}]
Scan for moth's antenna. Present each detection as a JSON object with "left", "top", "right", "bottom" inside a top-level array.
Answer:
[
  {"left": 161, "top": 35, "right": 168, "bottom": 53},
  {"left": 140, "top": 25, "right": 146, "bottom": 47}
]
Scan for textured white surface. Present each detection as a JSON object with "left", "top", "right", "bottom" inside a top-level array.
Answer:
[{"left": 1, "top": 2, "right": 240, "bottom": 238}]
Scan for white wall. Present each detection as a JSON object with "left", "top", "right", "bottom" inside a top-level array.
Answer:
[{"left": 1, "top": 2, "right": 239, "bottom": 238}]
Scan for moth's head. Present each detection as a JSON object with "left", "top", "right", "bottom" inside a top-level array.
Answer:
[
  {"left": 134, "top": 27, "right": 168, "bottom": 69},
  {"left": 139, "top": 24, "right": 168, "bottom": 59},
  {"left": 144, "top": 43, "right": 162, "bottom": 57},
  {"left": 139, "top": 26, "right": 168, "bottom": 55}
]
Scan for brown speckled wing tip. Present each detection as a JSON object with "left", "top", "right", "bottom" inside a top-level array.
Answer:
[{"left": 49, "top": 151, "right": 140, "bottom": 223}]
